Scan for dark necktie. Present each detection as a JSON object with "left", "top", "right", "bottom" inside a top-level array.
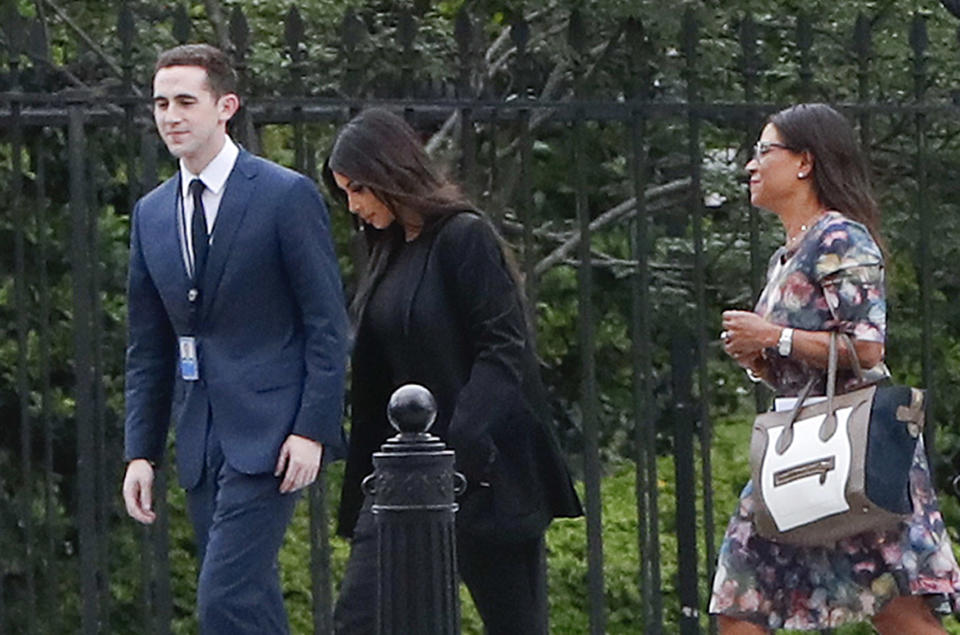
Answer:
[{"left": 189, "top": 178, "right": 209, "bottom": 286}]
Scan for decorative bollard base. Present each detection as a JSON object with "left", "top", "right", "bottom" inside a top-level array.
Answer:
[{"left": 362, "top": 384, "right": 466, "bottom": 635}]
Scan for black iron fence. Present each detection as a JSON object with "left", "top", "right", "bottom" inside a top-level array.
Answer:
[{"left": 4, "top": 1, "right": 960, "bottom": 633}]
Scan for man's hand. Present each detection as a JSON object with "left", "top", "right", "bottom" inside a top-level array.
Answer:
[
  {"left": 275, "top": 434, "right": 324, "bottom": 494},
  {"left": 122, "top": 459, "right": 157, "bottom": 524}
]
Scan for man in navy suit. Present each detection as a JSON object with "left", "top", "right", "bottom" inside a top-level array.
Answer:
[{"left": 121, "top": 44, "right": 348, "bottom": 633}]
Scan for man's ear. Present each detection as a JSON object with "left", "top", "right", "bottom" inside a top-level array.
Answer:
[{"left": 219, "top": 93, "right": 240, "bottom": 122}]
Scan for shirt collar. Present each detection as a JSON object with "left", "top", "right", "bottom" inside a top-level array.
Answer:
[{"left": 179, "top": 136, "right": 240, "bottom": 197}]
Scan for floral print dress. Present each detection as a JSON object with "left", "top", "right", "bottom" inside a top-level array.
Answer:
[{"left": 709, "top": 211, "right": 960, "bottom": 630}]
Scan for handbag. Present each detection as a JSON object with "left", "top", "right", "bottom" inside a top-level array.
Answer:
[{"left": 749, "top": 332, "right": 926, "bottom": 547}]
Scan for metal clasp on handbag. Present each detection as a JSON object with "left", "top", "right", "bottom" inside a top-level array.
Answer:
[{"left": 773, "top": 456, "right": 836, "bottom": 486}]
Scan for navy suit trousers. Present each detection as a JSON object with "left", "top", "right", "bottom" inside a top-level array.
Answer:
[{"left": 186, "top": 424, "right": 299, "bottom": 634}]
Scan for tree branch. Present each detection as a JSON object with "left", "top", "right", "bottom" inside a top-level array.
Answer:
[
  {"left": 40, "top": 0, "right": 136, "bottom": 93},
  {"left": 424, "top": 3, "right": 558, "bottom": 154},
  {"left": 534, "top": 178, "right": 690, "bottom": 276}
]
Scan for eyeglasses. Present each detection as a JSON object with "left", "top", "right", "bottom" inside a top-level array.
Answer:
[{"left": 753, "top": 141, "right": 795, "bottom": 161}]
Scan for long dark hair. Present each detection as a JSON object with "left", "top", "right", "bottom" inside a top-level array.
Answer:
[
  {"left": 768, "top": 103, "right": 884, "bottom": 250},
  {"left": 322, "top": 108, "right": 518, "bottom": 323}
]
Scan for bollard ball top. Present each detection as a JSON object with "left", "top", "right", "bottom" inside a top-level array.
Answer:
[{"left": 387, "top": 384, "right": 438, "bottom": 433}]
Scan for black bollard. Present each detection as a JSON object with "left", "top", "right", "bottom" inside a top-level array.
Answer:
[{"left": 361, "top": 384, "right": 466, "bottom": 635}]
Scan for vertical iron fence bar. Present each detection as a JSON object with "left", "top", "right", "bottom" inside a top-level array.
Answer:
[
  {"left": 287, "top": 6, "right": 306, "bottom": 173},
  {"left": 455, "top": 7, "right": 478, "bottom": 203},
  {"left": 230, "top": 7, "right": 258, "bottom": 155},
  {"left": 70, "top": 101, "right": 100, "bottom": 635},
  {"left": 306, "top": 137, "right": 318, "bottom": 183},
  {"left": 626, "top": 17, "right": 662, "bottom": 633},
  {"left": 691, "top": 31, "right": 716, "bottom": 635},
  {"left": 398, "top": 8, "right": 416, "bottom": 99},
  {"left": 740, "top": 14, "right": 766, "bottom": 414},
  {"left": 120, "top": 1, "right": 138, "bottom": 211},
  {"left": 486, "top": 107, "right": 499, "bottom": 222},
  {"left": 87, "top": 135, "right": 111, "bottom": 631},
  {"left": 339, "top": 8, "right": 369, "bottom": 285},
  {"left": 172, "top": 4, "right": 190, "bottom": 45},
  {"left": 569, "top": 10, "right": 606, "bottom": 635},
  {"left": 911, "top": 14, "right": 935, "bottom": 455},
  {"left": 140, "top": 126, "right": 172, "bottom": 635},
  {"left": 285, "top": 8, "right": 334, "bottom": 631},
  {"left": 34, "top": 133, "right": 58, "bottom": 633},
  {"left": 854, "top": 13, "right": 872, "bottom": 152},
  {"left": 310, "top": 473, "right": 333, "bottom": 635},
  {"left": 341, "top": 8, "right": 364, "bottom": 102},
  {"left": 740, "top": 16, "right": 760, "bottom": 294},
  {"left": 153, "top": 470, "right": 172, "bottom": 635},
  {"left": 670, "top": 325, "right": 699, "bottom": 634},
  {"left": 118, "top": 4, "right": 146, "bottom": 625},
  {"left": 511, "top": 18, "right": 537, "bottom": 328},
  {"left": 12, "top": 53, "right": 39, "bottom": 635},
  {"left": 139, "top": 509, "right": 155, "bottom": 628},
  {"left": 678, "top": 9, "right": 701, "bottom": 633},
  {"left": 135, "top": 129, "right": 155, "bottom": 634},
  {"left": 797, "top": 14, "right": 813, "bottom": 102}
]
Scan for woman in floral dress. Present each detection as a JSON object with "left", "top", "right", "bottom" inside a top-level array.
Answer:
[{"left": 710, "top": 103, "right": 960, "bottom": 633}]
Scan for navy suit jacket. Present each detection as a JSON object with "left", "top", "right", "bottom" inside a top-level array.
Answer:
[{"left": 124, "top": 149, "right": 349, "bottom": 489}]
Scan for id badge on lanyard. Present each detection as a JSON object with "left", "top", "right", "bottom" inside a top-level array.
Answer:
[
  {"left": 178, "top": 336, "right": 200, "bottom": 381},
  {"left": 176, "top": 175, "right": 202, "bottom": 381}
]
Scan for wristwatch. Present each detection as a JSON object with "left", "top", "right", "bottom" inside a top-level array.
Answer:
[{"left": 777, "top": 327, "right": 794, "bottom": 357}]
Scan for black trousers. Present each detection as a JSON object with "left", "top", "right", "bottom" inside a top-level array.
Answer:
[{"left": 334, "top": 501, "right": 549, "bottom": 635}]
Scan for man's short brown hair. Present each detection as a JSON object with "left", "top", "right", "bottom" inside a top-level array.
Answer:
[{"left": 155, "top": 44, "right": 238, "bottom": 97}]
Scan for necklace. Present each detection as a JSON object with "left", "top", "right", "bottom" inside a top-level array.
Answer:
[
  {"left": 786, "top": 211, "right": 825, "bottom": 247},
  {"left": 786, "top": 223, "right": 809, "bottom": 246}
]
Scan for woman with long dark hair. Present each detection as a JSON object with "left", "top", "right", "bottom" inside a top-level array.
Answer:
[
  {"left": 710, "top": 103, "right": 960, "bottom": 633},
  {"left": 323, "top": 108, "right": 582, "bottom": 634}
]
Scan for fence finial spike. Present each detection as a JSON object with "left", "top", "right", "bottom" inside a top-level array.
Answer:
[
  {"left": 455, "top": 5, "right": 473, "bottom": 54},
  {"left": 28, "top": 16, "right": 50, "bottom": 64},
  {"left": 2, "top": 2, "right": 26, "bottom": 57},
  {"left": 910, "top": 13, "right": 928, "bottom": 54},
  {"left": 285, "top": 5, "right": 305, "bottom": 60},
  {"left": 568, "top": 8, "right": 586, "bottom": 55},
  {"left": 796, "top": 13, "right": 813, "bottom": 52},
  {"left": 172, "top": 3, "right": 190, "bottom": 45},
  {"left": 341, "top": 7, "right": 364, "bottom": 50},
  {"left": 398, "top": 7, "right": 416, "bottom": 50},
  {"left": 229, "top": 6, "right": 250, "bottom": 58},
  {"left": 118, "top": 3, "right": 135, "bottom": 54},
  {"left": 853, "top": 13, "right": 871, "bottom": 60}
]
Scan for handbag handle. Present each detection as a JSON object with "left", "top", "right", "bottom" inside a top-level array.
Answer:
[
  {"left": 774, "top": 273, "right": 878, "bottom": 453},
  {"left": 774, "top": 331, "right": 846, "bottom": 454},
  {"left": 774, "top": 375, "right": 818, "bottom": 454}
]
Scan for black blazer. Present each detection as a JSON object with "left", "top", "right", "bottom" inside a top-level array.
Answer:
[{"left": 338, "top": 212, "right": 582, "bottom": 540}]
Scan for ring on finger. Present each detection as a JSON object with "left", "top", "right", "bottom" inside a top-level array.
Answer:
[{"left": 720, "top": 330, "right": 730, "bottom": 342}]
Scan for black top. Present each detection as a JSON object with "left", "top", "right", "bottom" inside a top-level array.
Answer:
[
  {"left": 364, "top": 237, "right": 425, "bottom": 388},
  {"left": 337, "top": 212, "right": 583, "bottom": 541}
]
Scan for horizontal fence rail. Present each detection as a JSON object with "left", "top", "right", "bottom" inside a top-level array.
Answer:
[{"left": 3, "top": 2, "right": 960, "bottom": 634}]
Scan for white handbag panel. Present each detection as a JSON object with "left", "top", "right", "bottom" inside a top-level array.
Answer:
[{"left": 760, "top": 407, "right": 853, "bottom": 531}]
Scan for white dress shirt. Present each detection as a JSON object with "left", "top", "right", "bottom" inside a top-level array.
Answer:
[{"left": 178, "top": 136, "right": 240, "bottom": 277}]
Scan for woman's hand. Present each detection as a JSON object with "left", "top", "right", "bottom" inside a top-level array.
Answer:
[{"left": 721, "top": 310, "right": 781, "bottom": 366}]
